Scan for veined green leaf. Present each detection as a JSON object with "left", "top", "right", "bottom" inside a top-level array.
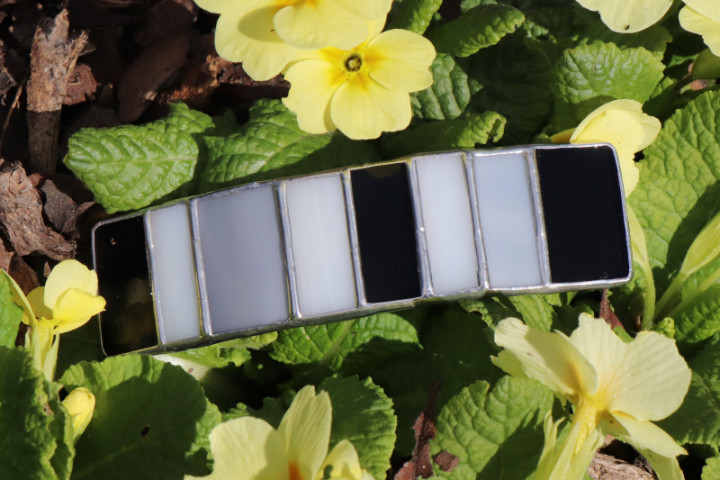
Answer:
[
  {"left": 170, "top": 332, "right": 277, "bottom": 369},
  {"left": 630, "top": 91, "right": 720, "bottom": 299},
  {"left": 0, "top": 275, "right": 22, "bottom": 348},
  {"left": 200, "top": 99, "right": 378, "bottom": 192},
  {"left": 431, "top": 377, "right": 553, "bottom": 480},
  {"left": 0, "top": 346, "right": 73, "bottom": 480},
  {"left": 427, "top": 4, "right": 525, "bottom": 57},
  {"left": 60, "top": 355, "right": 222, "bottom": 480},
  {"left": 411, "top": 54, "right": 477, "bottom": 120},
  {"left": 64, "top": 103, "right": 213, "bottom": 213},
  {"left": 551, "top": 42, "right": 664, "bottom": 131},
  {"left": 380, "top": 112, "right": 506, "bottom": 158},
  {"left": 387, "top": 0, "right": 443, "bottom": 34},
  {"left": 320, "top": 376, "right": 396, "bottom": 480}
]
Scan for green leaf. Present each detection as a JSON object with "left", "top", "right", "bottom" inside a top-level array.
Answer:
[
  {"left": 0, "top": 275, "right": 22, "bottom": 348},
  {"left": 387, "top": 0, "right": 443, "bottom": 34},
  {"left": 703, "top": 455, "right": 720, "bottom": 480},
  {"left": 170, "top": 332, "right": 277, "bottom": 369},
  {"left": 629, "top": 91, "right": 720, "bottom": 298},
  {"left": 380, "top": 112, "right": 506, "bottom": 158},
  {"left": 0, "top": 346, "right": 73, "bottom": 480},
  {"left": 64, "top": 103, "right": 213, "bottom": 213},
  {"left": 411, "top": 54, "right": 478, "bottom": 120},
  {"left": 60, "top": 355, "right": 222, "bottom": 480},
  {"left": 431, "top": 376, "right": 553, "bottom": 480},
  {"left": 270, "top": 313, "right": 420, "bottom": 372},
  {"left": 462, "top": 294, "right": 561, "bottom": 331},
  {"left": 551, "top": 42, "right": 665, "bottom": 131},
  {"left": 469, "top": 36, "right": 554, "bottom": 143},
  {"left": 427, "top": 5, "right": 525, "bottom": 57},
  {"left": 199, "top": 99, "right": 378, "bottom": 192},
  {"left": 661, "top": 337, "right": 720, "bottom": 446},
  {"left": 320, "top": 376, "right": 397, "bottom": 480},
  {"left": 671, "top": 285, "right": 720, "bottom": 343}
]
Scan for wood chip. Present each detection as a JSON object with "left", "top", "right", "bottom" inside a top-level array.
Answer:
[
  {"left": 26, "top": 9, "right": 88, "bottom": 173},
  {"left": 0, "top": 165, "right": 74, "bottom": 260},
  {"left": 117, "top": 33, "right": 190, "bottom": 122},
  {"left": 588, "top": 453, "right": 656, "bottom": 480},
  {"left": 63, "top": 62, "right": 97, "bottom": 105}
]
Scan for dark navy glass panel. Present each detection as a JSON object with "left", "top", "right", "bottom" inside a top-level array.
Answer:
[
  {"left": 94, "top": 216, "right": 157, "bottom": 354},
  {"left": 351, "top": 164, "right": 421, "bottom": 303},
  {"left": 536, "top": 145, "right": 630, "bottom": 283}
]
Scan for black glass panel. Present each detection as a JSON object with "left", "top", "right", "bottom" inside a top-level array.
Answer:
[
  {"left": 93, "top": 216, "right": 157, "bottom": 354},
  {"left": 536, "top": 145, "right": 630, "bottom": 283},
  {"left": 351, "top": 164, "right": 421, "bottom": 303}
]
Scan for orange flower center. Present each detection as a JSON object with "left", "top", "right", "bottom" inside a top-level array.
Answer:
[{"left": 289, "top": 462, "right": 303, "bottom": 480}]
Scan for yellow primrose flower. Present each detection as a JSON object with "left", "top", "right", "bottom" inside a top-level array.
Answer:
[
  {"left": 2, "top": 259, "right": 105, "bottom": 379},
  {"left": 575, "top": 0, "right": 674, "bottom": 33},
  {"left": 551, "top": 99, "right": 661, "bottom": 196},
  {"left": 493, "top": 314, "right": 691, "bottom": 480},
  {"left": 679, "top": 1, "right": 720, "bottom": 57},
  {"left": 194, "top": 0, "right": 391, "bottom": 81},
  {"left": 186, "top": 385, "right": 374, "bottom": 480},
  {"left": 62, "top": 387, "right": 96, "bottom": 443},
  {"left": 283, "top": 20, "right": 436, "bottom": 140}
]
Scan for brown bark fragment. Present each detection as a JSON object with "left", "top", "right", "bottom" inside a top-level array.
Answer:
[
  {"left": 8, "top": 254, "right": 39, "bottom": 295},
  {"left": 63, "top": 63, "right": 97, "bottom": 106},
  {"left": 26, "top": 9, "right": 88, "bottom": 173},
  {"left": 432, "top": 451, "right": 459, "bottom": 472},
  {"left": 117, "top": 33, "right": 190, "bottom": 122},
  {"left": 0, "top": 165, "right": 74, "bottom": 260},
  {"left": 588, "top": 453, "right": 655, "bottom": 480}
]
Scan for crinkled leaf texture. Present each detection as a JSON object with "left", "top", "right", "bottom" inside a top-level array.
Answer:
[
  {"left": 64, "top": 103, "right": 213, "bottom": 213},
  {"left": 551, "top": 42, "right": 664, "bottom": 131},
  {"left": 0, "top": 275, "right": 22, "bottom": 348},
  {"left": 630, "top": 91, "right": 720, "bottom": 338},
  {"left": 0, "top": 346, "right": 74, "bottom": 480},
  {"left": 661, "top": 336, "right": 720, "bottom": 447},
  {"left": 469, "top": 36, "right": 554, "bottom": 144},
  {"left": 428, "top": 4, "right": 525, "bottom": 57},
  {"left": 60, "top": 355, "right": 222, "bottom": 480},
  {"left": 431, "top": 376, "right": 553, "bottom": 480},
  {"left": 171, "top": 332, "right": 277, "bottom": 369},
  {"left": 381, "top": 111, "right": 506, "bottom": 158},
  {"left": 270, "top": 313, "right": 420, "bottom": 372},
  {"left": 200, "top": 99, "right": 378, "bottom": 192},
  {"left": 387, "top": 0, "right": 443, "bottom": 34},
  {"left": 462, "top": 293, "right": 566, "bottom": 332},
  {"left": 412, "top": 54, "right": 478, "bottom": 121},
  {"left": 320, "top": 376, "right": 397, "bottom": 480}
]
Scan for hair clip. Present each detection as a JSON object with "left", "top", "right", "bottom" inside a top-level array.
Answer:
[{"left": 92, "top": 143, "right": 631, "bottom": 355}]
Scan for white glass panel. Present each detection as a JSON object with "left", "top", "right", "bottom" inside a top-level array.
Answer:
[
  {"left": 147, "top": 204, "right": 201, "bottom": 343},
  {"left": 415, "top": 154, "right": 479, "bottom": 294},
  {"left": 286, "top": 175, "right": 357, "bottom": 316},
  {"left": 196, "top": 186, "right": 289, "bottom": 333},
  {"left": 473, "top": 152, "right": 543, "bottom": 289}
]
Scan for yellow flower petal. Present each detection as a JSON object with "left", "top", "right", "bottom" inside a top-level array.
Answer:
[
  {"left": 683, "top": 0, "right": 720, "bottom": 22},
  {"left": 283, "top": 57, "right": 344, "bottom": 134},
  {"left": 575, "top": 0, "right": 673, "bottom": 33},
  {"left": 334, "top": 0, "right": 392, "bottom": 21},
  {"left": 321, "top": 440, "right": 364, "bottom": 480},
  {"left": 567, "top": 314, "right": 628, "bottom": 390},
  {"left": 28, "top": 287, "right": 53, "bottom": 319},
  {"left": 606, "top": 412, "right": 686, "bottom": 458},
  {"left": 679, "top": 6, "right": 720, "bottom": 57},
  {"left": 187, "top": 417, "right": 289, "bottom": 480},
  {"left": 277, "top": 386, "right": 332, "bottom": 480},
  {"left": 273, "top": 1, "right": 370, "bottom": 50},
  {"left": 52, "top": 289, "right": 106, "bottom": 333},
  {"left": 193, "top": 0, "right": 244, "bottom": 14},
  {"left": 493, "top": 318, "right": 598, "bottom": 399},
  {"left": 330, "top": 75, "right": 412, "bottom": 139},
  {"left": 365, "top": 30, "right": 435, "bottom": 93},
  {"left": 0, "top": 268, "right": 37, "bottom": 326},
  {"left": 570, "top": 99, "right": 660, "bottom": 195},
  {"left": 44, "top": 259, "right": 99, "bottom": 310},
  {"left": 62, "top": 387, "right": 96, "bottom": 441},
  {"left": 215, "top": 6, "right": 300, "bottom": 81},
  {"left": 635, "top": 447, "right": 686, "bottom": 480},
  {"left": 601, "top": 330, "right": 691, "bottom": 421}
]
